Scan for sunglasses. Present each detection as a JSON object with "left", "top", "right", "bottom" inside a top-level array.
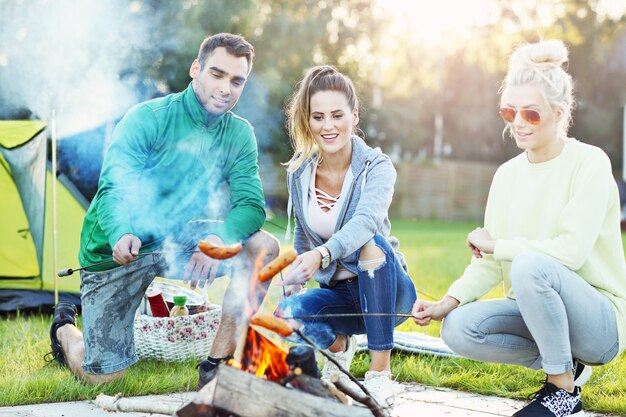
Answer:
[{"left": 499, "top": 107, "right": 541, "bottom": 125}]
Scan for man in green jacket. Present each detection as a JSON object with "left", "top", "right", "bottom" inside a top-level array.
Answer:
[{"left": 46, "top": 33, "right": 279, "bottom": 387}]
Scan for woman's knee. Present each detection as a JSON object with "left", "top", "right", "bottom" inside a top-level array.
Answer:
[
  {"left": 510, "top": 251, "right": 553, "bottom": 292},
  {"left": 357, "top": 235, "right": 388, "bottom": 271},
  {"left": 441, "top": 309, "right": 462, "bottom": 348},
  {"left": 275, "top": 292, "right": 308, "bottom": 317},
  {"left": 441, "top": 307, "right": 479, "bottom": 354}
]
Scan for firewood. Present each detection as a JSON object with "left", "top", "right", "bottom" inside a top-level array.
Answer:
[
  {"left": 95, "top": 392, "right": 182, "bottom": 415},
  {"left": 289, "top": 371, "right": 348, "bottom": 403},
  {"left": 176, "top": 401, "right": 235, "bottom": 417},
  {"left": 332, "top": 377, "right": 390, "bottom": 417},
  {"left": 192, "top": 364, "right": 374, "bottom": 417}
]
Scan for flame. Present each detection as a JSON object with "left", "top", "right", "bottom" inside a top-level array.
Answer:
[
  {"left": 228, "top": 250, "right": 290, "bottom": 382},
  {"left": 229, "top": 327, "right": 290, "bottom": 382}
]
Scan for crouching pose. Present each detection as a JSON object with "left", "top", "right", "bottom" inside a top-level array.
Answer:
[
  {"left": 276, "top": 65, "right": 417, "bottom": 407},
  {"left": 46, "top": 33, "right": 279, "bottom": 387},
  {"left": 413, "top": 40, "right": 626, "bottom": 417}
]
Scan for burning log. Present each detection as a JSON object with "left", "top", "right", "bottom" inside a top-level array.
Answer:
[
  {"left": 234, "top": 327, "right": 290, "bottom": 382},
  {"left": 176, "top": 401, "right": 237, "bottom": 417},
  {"left": 286, "top": 345, "right": 319, "bottom": 378},
  {"left": 185, "top": 364, "right": 374, "bottom": 417},
  {"left": 289, "top": 369, "right": 349, "bottom": 404}
]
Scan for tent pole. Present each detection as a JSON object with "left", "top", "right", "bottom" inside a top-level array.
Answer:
[{"left": 51, "top": 111, "right": 59, "bottom": 306}]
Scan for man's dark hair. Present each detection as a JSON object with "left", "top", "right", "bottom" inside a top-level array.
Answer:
[{"left": 197, "top": 33, "right": 254, "bottom": 73}]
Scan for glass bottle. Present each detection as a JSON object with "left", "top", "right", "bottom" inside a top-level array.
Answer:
[
  {"left": 170, "top": 295, "right": 189, "bottom": 317},
  {"left": 146, "top": 290, "right": 169, "bottom": 317}
]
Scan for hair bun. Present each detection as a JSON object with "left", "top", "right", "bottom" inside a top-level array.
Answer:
[{"left": 509, "top": 40, "right": 569, "bottom": 70}]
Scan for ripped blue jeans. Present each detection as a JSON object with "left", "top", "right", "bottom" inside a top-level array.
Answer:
[{"left": 276, "top": 235, "right": 417, "bottom": 351}]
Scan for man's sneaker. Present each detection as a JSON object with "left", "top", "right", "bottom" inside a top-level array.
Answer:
[
  {"left": 44, "top": 302, "right": 77, "bottom": 367},
  {"left": 363, "top": 370, "right": 395, "bottom": 407},
  {"left": 573, "top": 359, "right": 592, "bottom": 386},
  {"left": 321, "top": 335, "right": 357, "bottom": 389},
  {"left": 197, "top": 356, "right": 232, "bottom": 389},
  {"left": 513, "top": 382, "right": 583, "bottom": 417}
]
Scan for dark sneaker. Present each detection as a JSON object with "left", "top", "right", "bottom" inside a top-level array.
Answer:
[
  {"left": 44, "top": 302, "right": 77, "bottom": 367},
  {"left": 197, "top": 356, "right": 232, "bottom": 389},
  {"left": 573, "top": 359, "right": 592, "bottom": 386},
  {"left": 513, "top": 382, "right": 583, "bottom": 417}
]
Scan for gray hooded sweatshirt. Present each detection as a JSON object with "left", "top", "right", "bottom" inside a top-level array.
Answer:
[{"left": 285, "top": 136, "right": 407, "bottom": 286}]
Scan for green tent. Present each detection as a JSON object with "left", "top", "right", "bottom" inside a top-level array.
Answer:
[{"left": 0, "top": 120, "right": 86, "bottom": 311}]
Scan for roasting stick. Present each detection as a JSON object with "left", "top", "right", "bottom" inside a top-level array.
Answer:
[
  {"left": 57, "top": 250, "right": 200, "bottom": 277},
  {"left": 51, "top": 111, "right": 59, "bottom": 305},
  {"left": 283, "top": 312, "right": 416, "bottom": 320}
]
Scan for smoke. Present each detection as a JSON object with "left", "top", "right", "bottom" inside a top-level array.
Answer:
[{"left": 0, "top": 0, "right": 154, "bottom": 136}]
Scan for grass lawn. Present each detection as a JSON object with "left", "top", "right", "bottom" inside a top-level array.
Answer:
[{"left": 1, "top": 218, "right": 625, "bottom": 414}]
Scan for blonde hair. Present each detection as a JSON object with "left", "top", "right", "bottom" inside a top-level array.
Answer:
[
  {"left": 500, "top": 40, "right": 575, "bottom": 138},
  {"left": 284, "top": 65, "right": 359, "bottom": 172}
]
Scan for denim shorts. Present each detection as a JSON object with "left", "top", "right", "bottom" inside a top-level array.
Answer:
[
  {"left": 80, "top": 254, "right": 164, "bottom": 374},
  {"left": 79, "top": 220, "right": 236, "bottom": 374}
]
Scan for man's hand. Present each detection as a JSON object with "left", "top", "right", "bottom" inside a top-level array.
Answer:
[
  {"left": 412, "top": 296, "right": 460, "bottom": 326},
  {"left": 112, "top": 234, "right": 142, "bottom": 266},
  {"left": 184, "top": 234, "right": 224, "bottom": 289},
  {"left": 467, "top": 227, "right": 495, "bottom": 258},
  {"left": 277, "top": 250, "right": 322, "bottom": 287}
]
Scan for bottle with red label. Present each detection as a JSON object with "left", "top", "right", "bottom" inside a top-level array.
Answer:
[{"left": 146, "top": 290, "right": 169, "bottom": 317}]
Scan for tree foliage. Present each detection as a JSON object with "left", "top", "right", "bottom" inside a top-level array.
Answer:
[{"left": 2, "top": 0, "right": 624, "bottom": 172}]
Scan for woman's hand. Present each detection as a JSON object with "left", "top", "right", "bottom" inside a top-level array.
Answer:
[
  {"left": 467, "top": 227, "right": 495, "bottom": 258},
  {"left": 412, "top": 296, "right": 460, "bottom": 326},
  {"left": 278, "top": 250, "right": 322, "bottom": 287},
  {"left": 281, "top": 283, "right": 304, "bottom": 299}
]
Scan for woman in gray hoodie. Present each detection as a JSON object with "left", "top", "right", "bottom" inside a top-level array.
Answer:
[{"left": 276, "top": 65, "right": 417, "bottom": 406}]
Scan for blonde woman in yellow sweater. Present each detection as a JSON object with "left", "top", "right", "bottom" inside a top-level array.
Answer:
[{"left": 412, "top": 40, "right": 626, "bottom": 417}]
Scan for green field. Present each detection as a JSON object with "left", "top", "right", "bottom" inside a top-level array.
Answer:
[{"left": 1, "top": 219, "right": 625, "bottom": 414}]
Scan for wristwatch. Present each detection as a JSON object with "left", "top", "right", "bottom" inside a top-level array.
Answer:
[{"left": 315, "top": 245, "right": 331, "bottom": 269}]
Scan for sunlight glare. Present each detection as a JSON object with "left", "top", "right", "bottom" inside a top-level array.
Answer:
[{"left": 379, "top": 0, "right": 498, "bottom": 47}]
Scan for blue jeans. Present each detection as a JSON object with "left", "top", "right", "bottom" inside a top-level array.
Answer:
[
  {"left": 442, "top": 252, "right": 619, "bottom": 375},
  {"left": 276, "top": 235, "right": 417, "bottom": 351}
]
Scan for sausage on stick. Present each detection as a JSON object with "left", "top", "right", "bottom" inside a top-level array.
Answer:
[
  {"left": 258, "top": 249, "right": 298, "bottom": 282},
  {"left": 250, "top": 313, "right": 294, "bottom": 337},
  {"left": 198, "top": 240, "right": 242, "bottom": 260}
]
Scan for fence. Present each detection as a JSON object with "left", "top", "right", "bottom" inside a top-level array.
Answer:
[{"left": 391, "top": 160, "right": 498, "bottom": 222}]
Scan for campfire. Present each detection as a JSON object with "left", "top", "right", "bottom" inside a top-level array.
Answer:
[
  {"left": 176, "top": 314, "right": 387, "bottom": 417},
  {"left": 96, "top": 246, "right": 390, "bottom": 417},
  {"left": 176, "top": 247, "right": 389, "bottom": 417},
  {"left": 229, "top": 326, "right": 290, "bottom": 382}
]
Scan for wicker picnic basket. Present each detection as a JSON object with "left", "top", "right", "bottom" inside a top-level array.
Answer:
[
  {"left": 133, "top": 306, "right": 221, "bottom": 361},
  {"left": 133, "top": 280, "right": 221, "bottom": 361}
]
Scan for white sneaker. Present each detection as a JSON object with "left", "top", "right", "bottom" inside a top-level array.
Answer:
[
  {"left": 321, "top": 335, "right": 357, "bottom": 388},
  {"left": 364, "top": 370, "right": 395, "bottom": 406}
]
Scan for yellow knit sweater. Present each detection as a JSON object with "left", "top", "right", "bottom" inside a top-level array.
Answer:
[{"left": 448, "top": 139, "right": 626, "bottom": 354}]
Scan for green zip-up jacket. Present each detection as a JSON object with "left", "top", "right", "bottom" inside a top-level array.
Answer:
[{"left": 79, "top": 83, "right": 266, "bottom": 270}]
